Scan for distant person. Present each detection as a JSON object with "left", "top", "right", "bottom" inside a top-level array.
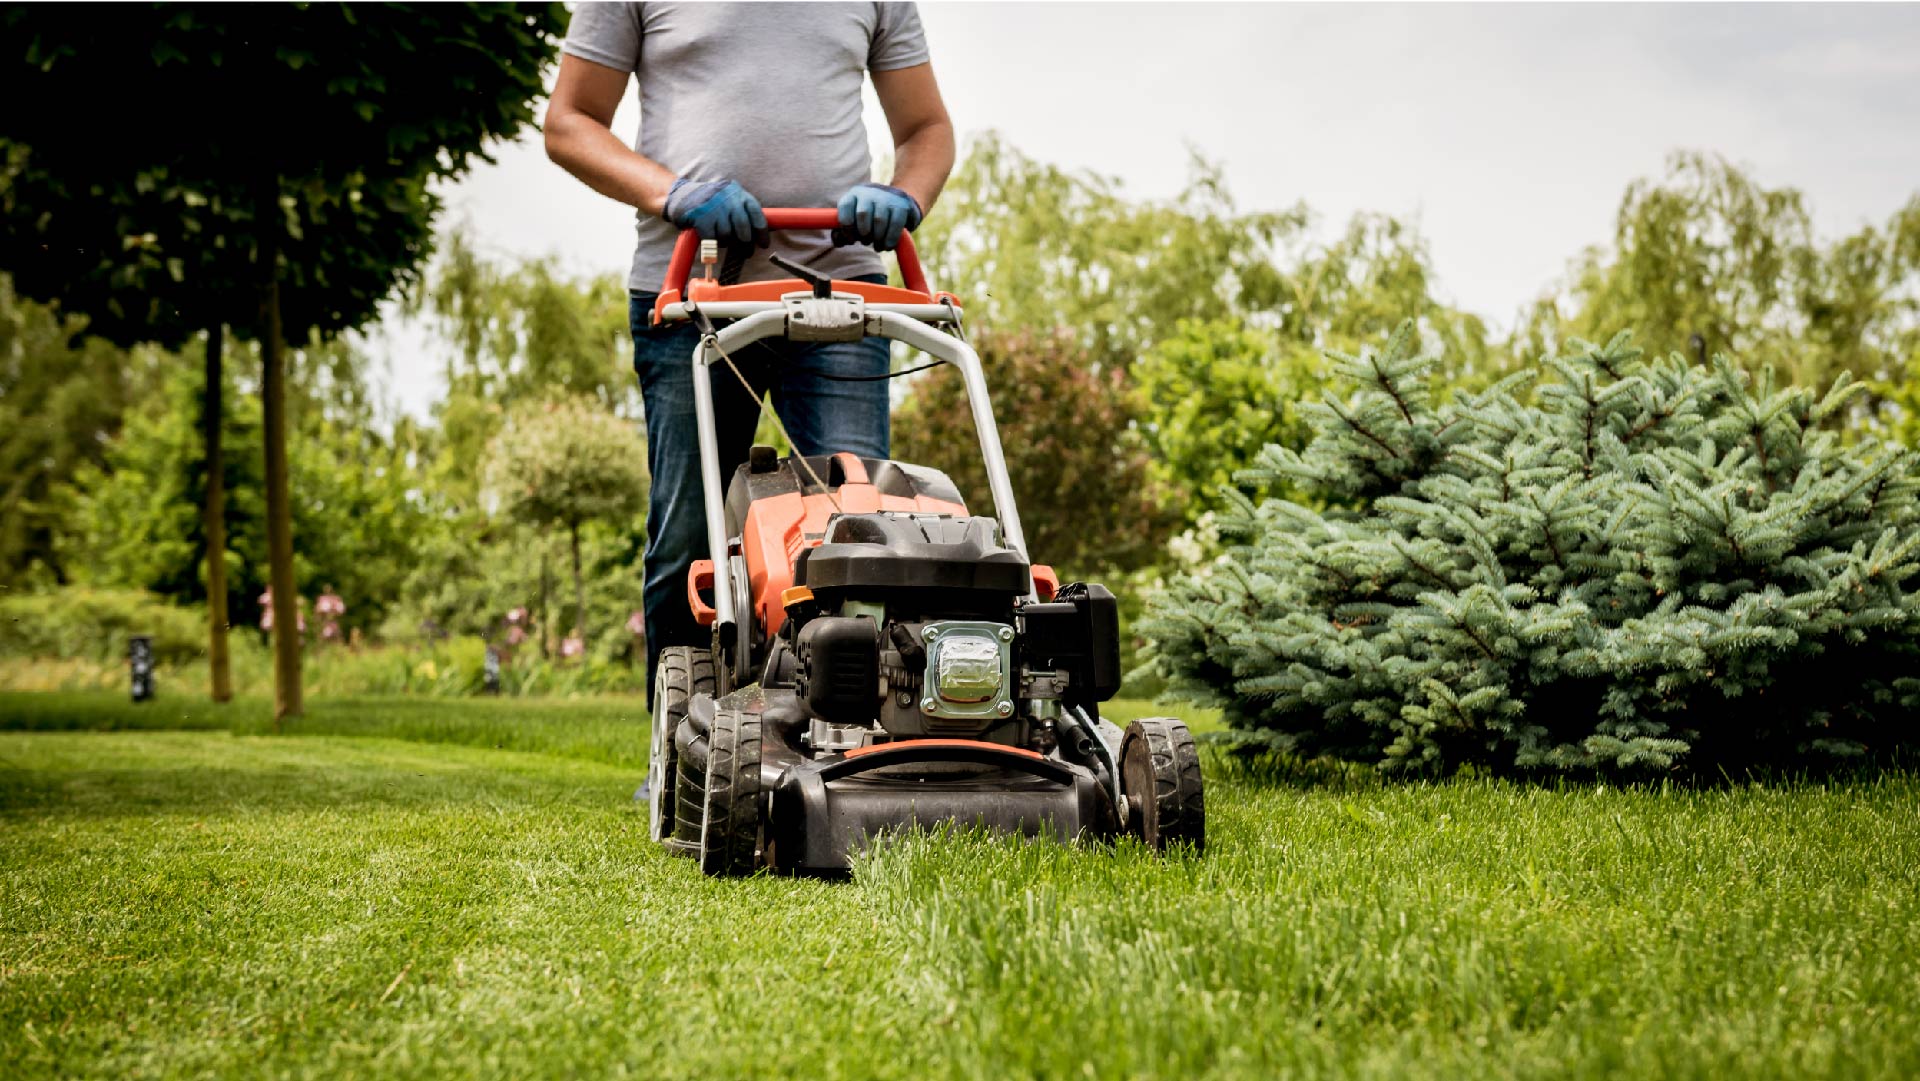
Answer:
[{"left": 545, "top": 3, "right": 955, "bottom": 697}]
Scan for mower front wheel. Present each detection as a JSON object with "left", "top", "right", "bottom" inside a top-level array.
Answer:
[
  {"left": 699, "top": 707, "right": 764, "bottom": 876},
  {"left": 1120, "top": 717, "right": 1206, "bottom": 854},
  {"left": 649, "top": 646, "right": 714, "bottom": 850}
]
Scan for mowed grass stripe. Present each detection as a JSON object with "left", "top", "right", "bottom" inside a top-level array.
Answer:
[{"left": 1, "top": 698, "right": 1917, "bottom": 1078}]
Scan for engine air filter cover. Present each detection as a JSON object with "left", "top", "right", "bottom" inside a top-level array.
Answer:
[{"left": 922, "top": 620, "right": 1012, "bottom": 721}]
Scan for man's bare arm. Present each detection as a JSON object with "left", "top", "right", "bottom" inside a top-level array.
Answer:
[
  {"left": 544, "top": 53, "right": 677, "bottom": 217},
  {"left": 871, "top": 63, "right": 955, "bottom": 215}
]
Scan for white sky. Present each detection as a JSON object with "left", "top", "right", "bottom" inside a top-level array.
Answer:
[{"left": 370, "top": 1, "right": 1920, "bottom": 419}]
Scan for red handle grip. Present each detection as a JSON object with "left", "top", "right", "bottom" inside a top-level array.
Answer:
[{"left": 660, "top": 207, "right": 930, "bottom": 297}]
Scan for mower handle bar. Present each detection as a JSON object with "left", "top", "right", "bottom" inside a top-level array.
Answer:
[
  {"left": 656, "top": 299, "right": 958, "bottom": 323},
  {"left": 662, "top": 208, "right": 931, "bottom": 297}
]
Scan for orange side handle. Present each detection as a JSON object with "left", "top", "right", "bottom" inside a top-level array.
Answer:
[
  {"left": 687, "top": 559, "right": 717, "bottom": 627},
  {"left": 1031, "top": 564, "right": 1059, "bottom": 602},
  {"left": 661, "top": 207, "right": 932, "bottom": 296}
]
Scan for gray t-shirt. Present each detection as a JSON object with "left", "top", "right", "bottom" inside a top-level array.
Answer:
[{"left": 562, "top": 2, "right": 930, "bottom": 292}]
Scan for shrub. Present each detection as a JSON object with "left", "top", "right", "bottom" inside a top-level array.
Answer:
[
  {"left": 0, "top": 587, "right": 209, "bottom": 664},
  {"left": 1144, "top": 325, "right": 1920, "bottom": 774}
]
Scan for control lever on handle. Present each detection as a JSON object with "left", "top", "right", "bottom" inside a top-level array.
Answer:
[{"left": 768, "top": 254, "right": 834, "bottom": 299}]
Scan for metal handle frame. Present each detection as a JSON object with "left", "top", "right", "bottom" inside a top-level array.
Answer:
[{"left": 687, "top": 302, "right": 1032, "bottom": 635}]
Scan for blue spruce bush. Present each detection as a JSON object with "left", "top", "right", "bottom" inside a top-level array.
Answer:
[{"left": 1143, "top": 324, "right": 1920, "bottom": 774}]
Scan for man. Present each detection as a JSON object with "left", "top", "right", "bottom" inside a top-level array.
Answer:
[{"left": 544, "top": 3, "right": 956, "bottom": 694}]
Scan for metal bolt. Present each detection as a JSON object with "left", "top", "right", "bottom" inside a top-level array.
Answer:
[
  {"left": 897, "top": 690, "right": 913, "bottom": 707},
  {"left": 996, "top": 700, "right": 1014, "bottom": 717},
  {"left": 921, "top": 697, "right": 937, "bottom": 713},
  {"left": 923, "top": 627, "right": 939, "bottom": 640},
  {"left": 998, "top": 626, "right": 1015, "bottom": 642}
]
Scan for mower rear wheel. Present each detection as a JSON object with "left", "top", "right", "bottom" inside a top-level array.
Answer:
[
  {"left": 649, "top": 646, "right": 714, "bottom": 850},
  {"left": 699, "top": 707, "right": 764, "bottom": 876},
  {"left": 1120, "top": 717, "right": 1205, "bottom": 854}
]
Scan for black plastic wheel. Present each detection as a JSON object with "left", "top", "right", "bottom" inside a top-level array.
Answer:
[
  {"left": 699, "top": 707, "right": 764, "bottom": 877},
  {"left": 1120, "top": 717, "right": 1205, "bottom": 853},
  {"left": 649, "top": 646, "right": 714, "bottom": 849}
]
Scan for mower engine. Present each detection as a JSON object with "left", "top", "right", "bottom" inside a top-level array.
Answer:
[{"left": 785, "top": 513, "right": 1120, "bottom": 753}]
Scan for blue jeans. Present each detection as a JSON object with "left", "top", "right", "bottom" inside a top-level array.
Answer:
[{"left": 629, "top": 277, "right": 891, "bottom": 698}]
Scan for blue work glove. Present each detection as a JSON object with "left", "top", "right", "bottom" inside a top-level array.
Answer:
[
  {"left": 663, "top": 177, "right": 769, "bottom": 247},
  {"left": 836, "top": 182, "right": 922, "bottom": 251}
]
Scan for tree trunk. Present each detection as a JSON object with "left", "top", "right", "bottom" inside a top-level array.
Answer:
[
  {"left": 570, "top": 522, "right": 585, "bottom": 641},
  {"left": 538, "top": 537, "right": 551, "bottom": 659},
  {"left": 261, "top": 252, "right": 302, "bottom": 724},
  {"left": 203, "top": 324, "right": 232, "bottom": 703}
]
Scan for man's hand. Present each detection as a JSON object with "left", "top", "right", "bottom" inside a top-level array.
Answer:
[
  {"left": 836, "top": 183, "right": 922, "bottom": 251},
  {"left": 664, "top": 178, "right": 770, "bottom": 247}
]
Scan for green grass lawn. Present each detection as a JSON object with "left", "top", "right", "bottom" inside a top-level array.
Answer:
[{"left": 2, "top": 692, "right": 1917, "bottom": 1078}]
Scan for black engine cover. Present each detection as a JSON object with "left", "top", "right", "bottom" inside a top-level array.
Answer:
[
  {"left": 1018, "top": 582, "right": 1122, "bottom": 707},
  {"left": 801, "top": 513, "right": 1031, "bottom": 599}
]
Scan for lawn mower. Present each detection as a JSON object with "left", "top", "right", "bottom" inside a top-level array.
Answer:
[{"left": 646, "top": 209, "right": 1204, "bottom": 876}]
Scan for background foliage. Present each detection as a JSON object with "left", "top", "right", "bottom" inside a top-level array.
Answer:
[{"left": 4, "top": 132, "right": 1919, "bottom": 725}]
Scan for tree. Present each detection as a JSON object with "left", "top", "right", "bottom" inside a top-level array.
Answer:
[
  {"left": 1, "top": 3, "right": 564, "bottom": 718},
  {"left": 1133, "top": 319, "right": 1320, "bottom": 529},
  {"left": 1523, "top": 152, "right": 1920, "bottom": 393},
  {"left": 0, "top": 276, "right": 167, "bottom": 589},
  {"left": 412, "top": 229, "right": 638, "bottom": 512},
  {"left": 916, "top": 138, "right": 1499, "bottom": 541},
  {"left": 892, "top": 329, "right": 1178, "bottom": 580},
  {"left": 62, "top": 350, "right": 428, "bottom": 638},
  {"left": 484, "top": 398, "right": 647, "bottom": 645},
  {"left": 914, "top": 133, "right": 1306, "bottom": 366},
  {"left": 1144, "top": 324, "right": 1920, "bottom": 775}
]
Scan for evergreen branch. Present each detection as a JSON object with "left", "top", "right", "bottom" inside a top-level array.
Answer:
[
  {"left": 1375, "top": 356, "right": 1418, "bottom": 425},
  {"left": 1582, "top": 379, "right": 1599, "bottom": 477},
  {"left": 1527, "top": 491, "right": 1565, "bottom": 568},
  {"left": 1392, "top": 536, "right": 1455, "bottom": 588},
  {"left": 1750, "top": 421, "right": 1776, "bottom": 496},
  {"left": 1450, "top": 611, "right": 1501, "bottom": 662},
  {"left": 1719, "top": 493, "right": 1748, "bottom": 564},
  {"left": 1814, "top": 449, "right": 1908, "bottom": 519},
  {"left": 1625, "top": 402, "right": 1676, "bottom": 444},
  {"left": 1325, "top": 397, "right": 1403, "bottom": 460}
]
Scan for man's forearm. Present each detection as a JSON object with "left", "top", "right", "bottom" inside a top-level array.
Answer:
[
  {"left": 888, "top": 118, "right": 956, "bottom": 217},
  {"left": 544, "top": 110, "right": 678, "bottom": 218}
]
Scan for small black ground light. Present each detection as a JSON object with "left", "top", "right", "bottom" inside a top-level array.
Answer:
[
  {"left": 129, "top": 635, "right": 155, "bottom": 702},
  {"left": 483, "top": 644, "right": 502, "bottom": 695}
]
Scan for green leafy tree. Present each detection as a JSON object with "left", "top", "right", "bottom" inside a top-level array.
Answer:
[
  {"left": 918, "top": 138, "right": 1498, "bottom": 542},
  {"left": 413, "top": 229, "right": 637, "bottom": 511},
  {"left": 62, "top": 354, "right": 427, "bottom": 637},
  {"left": 0, "top": 276, "right": 168, "bottom": 588},
  {"left": 1134, "top": 319, "right": 1319, "bottom": 527},
  {"left": 915, "top": 133, "right": 1305, "bottom": 365},
  {"left": 1145, "top": 324, "right": 1920, "bottom": 775},
  {"left": 484, "top": 398, "right": 648, "bottom": 644},
  {"left": 1275, "top": 213, "right": 1499, "bottom": 381},
  {"left": 1523, "top": 152, "right": 1920, "bottom": 392},
  {"left": 892, "top": 329, "right": 1178, "bottom": 580},
  {"left": 0, "top": 2, "right": 563, "bottom": 718},
  {"left": 1135, "top": 214, "right": 1499, "bottom": 530},
  {"left": 1872, "top": 349, "right": 1920, "bottom": 449}
]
